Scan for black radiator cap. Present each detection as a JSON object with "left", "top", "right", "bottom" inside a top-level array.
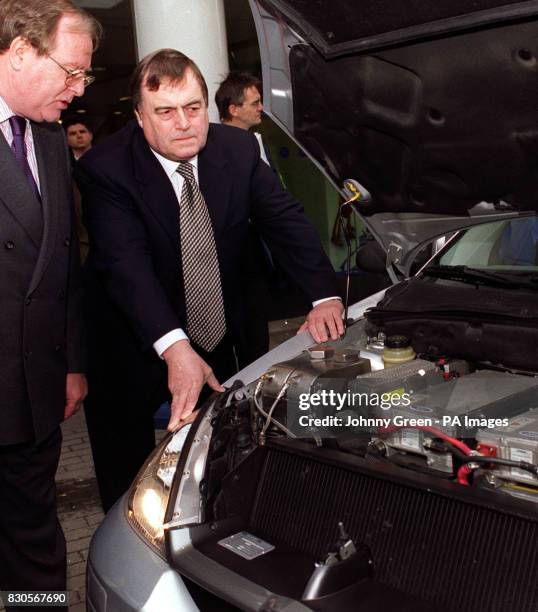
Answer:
[{"left": 385, "top": 335, "right": 411, "bottom": 349}]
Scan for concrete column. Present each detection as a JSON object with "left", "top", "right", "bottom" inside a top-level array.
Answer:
[{"left": 132, "top": 0, "right": 229, "bottom": 122}]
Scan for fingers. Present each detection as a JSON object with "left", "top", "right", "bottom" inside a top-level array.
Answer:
[
  {"left": 297, "top": 321, "right": 308, "bottom": 335},
  {"left": 302, "top": 301, "right": 345, "bottom": 343},
  {"left": 311, "top": 312, "right": 332, "bottom": 343},
  {"left": 324, "top": 313, "right": 339, "bottom": 341},
  {"left": 312, "top": 317, "right": 327, "bottom": 343},
  {"left": 168, "top": 382, "right": 200, "bottom": 431},
  {"left": 206, "top": 371, "right": 224, "bottom": 392},
  {"left": 165, "top": 345, "right": 225, "bottom": 431},
  {"left": 168, "top": 392, "right": 188, "bottom": 431},
  {"left": 63, "top": 398, "right": 82, "bottom": 421},
  {"left": 335, "top": 311, "right": 345, "bottom": 336},
  {"left": 168, "top": 397, "right": 199, "bottom": 432}
]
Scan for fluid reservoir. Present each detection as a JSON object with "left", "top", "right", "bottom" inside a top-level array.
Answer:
[{"left": 382, "top": 335, "right": 416, "bottom": 368}]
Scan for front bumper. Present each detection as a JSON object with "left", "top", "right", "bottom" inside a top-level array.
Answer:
[{"left": 86, "top": 495, "right": 199, "bottom": 612}]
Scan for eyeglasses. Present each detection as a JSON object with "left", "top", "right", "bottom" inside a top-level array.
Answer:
[{"left": 48, "top": 55, "right": 95, "bottom": 89}]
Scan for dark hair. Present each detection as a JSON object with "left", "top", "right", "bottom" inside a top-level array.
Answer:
[
  {"left": 130, "top": 48, "right": 208, "bottom": 110},
  {"left": 215, "top": 71, "right": 262, "bottom": 122},
  {"left": 0, "top": 0, "right": 102, "bottom": 55},
  {"left": 63, "top": 116, "right": 92, "bottom": 133}
]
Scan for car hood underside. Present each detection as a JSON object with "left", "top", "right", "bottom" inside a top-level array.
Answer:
[{"left": 249, "top": 0, "right": 538, "bottom": 264}]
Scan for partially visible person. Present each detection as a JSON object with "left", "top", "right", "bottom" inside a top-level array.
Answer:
[
  {"left": 216, "top": 72, "right": 276, "bottom": 360},
  {"left": 64, "top": 117, "right": 93, "bottom": 262},
  {"left": 65, "top": 117, "right": 93, "bottom": 160},
  {"left": 216, "top": 71, "right": 263, "bottom": 130},
  {"left": 215, "top": 71, "right": 274, "bottom": 165},
  {"left": 78, "top": 49, "right": 343, "bottom": 512},
  {"left": 0, "top": 0, "right": 100, "bottom": 603}
]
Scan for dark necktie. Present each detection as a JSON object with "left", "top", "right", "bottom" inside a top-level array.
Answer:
[
  {"left": 9, "top": 115, "right": 40, "bottom": 199},
  {"left": 176, "top": 162, "right": 226, "bottom": 352}
]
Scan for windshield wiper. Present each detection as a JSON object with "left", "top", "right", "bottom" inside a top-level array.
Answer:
[{"left": 423, "top": 265, "right": 538, "bottom": 290}]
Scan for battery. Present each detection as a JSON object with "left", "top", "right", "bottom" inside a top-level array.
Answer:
[
  {"left": 477, "top": 408, "right": 538, "bottom": 487},
  {"left": 374, "top": 370, "right": 538, "bottom": 472}
]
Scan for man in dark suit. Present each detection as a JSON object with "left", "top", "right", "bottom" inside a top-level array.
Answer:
[
  {"left": 0, "top": 0, "right": 100, "bottom": 601},
  {"left": 78, "top": 49, "right": 343, "bottom": 511}
]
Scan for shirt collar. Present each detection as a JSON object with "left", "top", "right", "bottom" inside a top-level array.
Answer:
[
  {"left": 150, "top": 147, "right": 198, "bottom": 179},
  {"left": 0, "top": 95, "right": 16, "bottom": 124}
]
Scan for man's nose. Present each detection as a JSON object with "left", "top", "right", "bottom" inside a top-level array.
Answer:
[
  {"left": 69, "top": 80, "right": 86, "bottom": 97},
  {"left": 174, "top": 110, "right": 190, "bottom": 130}
]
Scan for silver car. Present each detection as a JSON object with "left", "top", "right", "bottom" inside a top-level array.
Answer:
[{"left": 87, "top": 1, "right": 538, "bottom": 610}]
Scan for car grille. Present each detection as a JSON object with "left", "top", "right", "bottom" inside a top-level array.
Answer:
[{"left": 249, "top": 446, "right": 538, "bottom": 612}]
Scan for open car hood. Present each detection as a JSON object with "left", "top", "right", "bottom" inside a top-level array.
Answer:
[{"left": 248, "top": 0, "right": 538, "bottom": 272}]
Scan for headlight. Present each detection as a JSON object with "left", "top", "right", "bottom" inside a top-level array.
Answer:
[
  {"left": 127, "top": 422, "right": 192, "bottom": 557},
  {"left": 163, "top": 407, "right": 214, "bottom": 530},
  {"left": 127, "top": 403, "right": 215, "bottom": 557}
]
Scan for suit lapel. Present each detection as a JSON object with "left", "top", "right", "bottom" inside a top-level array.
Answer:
[
  {"left": 28, "top": 123, "right": 58, "bottom": 293},
  {"left": 132, "top": 127, "right": 182, "bottom": 255},
  {"left": 198, "top": 126, "right": 232, "bottom": 244},
  {"left": 0, "top": 127, "right": 42, "bottom": 248},
  {"left": 131, "top": 124, "right": 233, "bottom": 255}
]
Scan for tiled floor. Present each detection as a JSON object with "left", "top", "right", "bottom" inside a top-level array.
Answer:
[{"left": 0, "top": 316, "right": 302, "bottom": 611}]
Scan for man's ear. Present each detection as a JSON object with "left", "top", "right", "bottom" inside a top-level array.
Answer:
[
  {"left": 228, "top": 104, "right": 239, "bottom": 119},
  {"left": 8, "top": 36, "right": 32, "bottom": 71},
  {"left": 134, "top": 107, "right": 143, "bottom": 128}
]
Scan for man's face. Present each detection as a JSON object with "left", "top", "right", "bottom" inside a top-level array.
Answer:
[
  {"left": 135, "top": 69, "right": 209, "bottom": 161},
  {"left": 230, "top": 86, "right": 263, "bottom": 130},
  {"left": 67, "top": 123, "right": 92, "bottom": 152},
  {"left": 13, "top": 15, "right": 93, "bottom": 122}
]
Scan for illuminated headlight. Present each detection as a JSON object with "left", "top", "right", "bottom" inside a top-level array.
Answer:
[
  {"left": 127, "top": 406, "right": 214, "bottom": 557},
  {"left": 127, "top": 422, "right": 192, "bottom": 557}
]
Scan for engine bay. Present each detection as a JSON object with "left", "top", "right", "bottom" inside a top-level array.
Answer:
[
  {"left": 169, "top": 316, "right": 538, "bottom": 611},
  {"left": 209, "top": 318, "right": 538, "bottom": 504}
]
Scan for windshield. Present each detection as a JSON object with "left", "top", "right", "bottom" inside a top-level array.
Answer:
[{"left": 438, "top": 217, "right": 538, "bottom": 272}]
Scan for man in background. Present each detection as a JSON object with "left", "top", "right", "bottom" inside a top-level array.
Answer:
[
  {"left": 215, "top": 71, "right": 271, "bottom": 164},
  {"left": 64, "top": 117, "right": 94, "bottom": 262},
  {"left": 0, "top": 0, "right": 100, "bottom": 599},
  {"left": 216, "top": 72, "right": 282, "bottom": 359},
  {"left": 65, "top": 117, "right": 93, "bottom": 160}
]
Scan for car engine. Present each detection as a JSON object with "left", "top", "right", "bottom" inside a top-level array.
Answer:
[{"left": 168, "top": 317, "right": 538, "bottom": 612}]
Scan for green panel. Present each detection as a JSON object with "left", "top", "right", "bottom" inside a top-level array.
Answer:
[{"left": 258, "top": 118, "right": 363, "bottom": 269}]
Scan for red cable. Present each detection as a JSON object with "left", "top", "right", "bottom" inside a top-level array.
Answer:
[
  {"left": 379, "top": 424, "right": 475, "bottom": 485},
  {"left": 422, "top": 426, "right": 473, "bottom": 456},
  {"left": 457, "top": 464, "right": 473, "bottom": 486},
  {"left": 379, "top": 425, "right": 473, "bottom": 456}
]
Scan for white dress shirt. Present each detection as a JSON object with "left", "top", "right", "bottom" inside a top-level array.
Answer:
[
  {"left": 254, "top": 132, "right": 270, "bottom": 166},
  {"left": 0, "top": 96, "right": 41, "bottom": 193}
]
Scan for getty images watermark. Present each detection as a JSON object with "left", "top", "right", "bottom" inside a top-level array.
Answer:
[
  {"left": 292, "top": 388, "right": 411, "bottom": 431},
  {"left": 285, "top": 384, "right": 509, "bottom": 437},
  {"left": 297, "top": 389, "right": 411, "bottom": 411}
]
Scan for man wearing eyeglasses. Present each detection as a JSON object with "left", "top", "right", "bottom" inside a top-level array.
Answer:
[
  {"left": 0, "top": 0, "right": 100, "bottom": 602},
  {"left": 216, "top": 72, "right": 264, "bottom": 131}
]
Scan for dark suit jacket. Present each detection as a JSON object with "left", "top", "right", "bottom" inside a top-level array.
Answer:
[
  {"left": 0, "top": 121, "right": 85, "bottom": 445},
  {"left": 78, "top": 121, "right": 337, "bottom": 357}
]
